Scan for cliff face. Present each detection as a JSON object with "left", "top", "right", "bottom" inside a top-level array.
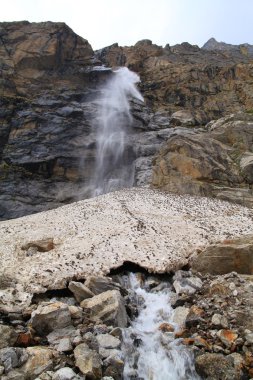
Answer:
[
  {"left": 1, "top": 22, "right": 253, "bottom": 220},
  {"left": 97, "top": 39, "right": 253, "bottom": 124}
]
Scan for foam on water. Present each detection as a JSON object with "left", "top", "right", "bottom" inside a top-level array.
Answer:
[{"left": 123, "top": 273, "right": 201, "bottom": 380}]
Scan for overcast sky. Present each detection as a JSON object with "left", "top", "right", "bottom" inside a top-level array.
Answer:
[{"left": 1, "top": 0, "right": 253, "bottom": 50}]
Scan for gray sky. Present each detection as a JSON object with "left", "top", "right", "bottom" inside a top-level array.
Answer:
[{"left": 1, "top": 0, "right": 253, "bottom": 50}]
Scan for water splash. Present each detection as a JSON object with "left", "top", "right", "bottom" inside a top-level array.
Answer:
[
  {"left": 91, "top": 67, "right": 144, "bottom": 196},
  {"left": 123, "top": 273, "right": 200, "bottom": 380}
]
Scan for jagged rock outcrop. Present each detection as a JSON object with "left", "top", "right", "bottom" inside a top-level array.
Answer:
[
  {"left": 0, "top": 187, "right": 252, "bottom": 313},
  {"left": 1, "top": 21, "right": 253, "bottom": 221},
  {"left": 96, "top": 39, "right": 253, "bottom": 123},
  {"left": 152, "top": 113, "right": 253, "bottom": 207}
]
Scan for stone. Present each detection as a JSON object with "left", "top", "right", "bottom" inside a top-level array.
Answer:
[
  {"left": 52, "top": 367, "right": 77, "bottom": 380},
  {"left": 158, "top": 323, "right": 175, "bottom": 332},
  {"left": 191, "top": 235, "right": 253, "bottom": 275},
  {"left": 20, "top": 346, "right": 55, "bottom": 379},
  {"left": 195, "top": 353, "right": 241, "bottom": 380},
  {"left": 56, "top": 338, "right": 72, "bottom": 352},
  {"left": 46, "top": 326, "right": 80, "bottom": 346},
  {"left": 85, "top": 276, "right": 120, "bottom": 295},
  {"left": 0, "top": 325, "right": 18, "bottom": 348},
  {"left": 96, "top": 334, "right": 121, "bottom": 349},
  {"left": 245, "top": 331, "right": 253, "bottom": 344},
  {"left": 68, "top": 282, "right": 94, "bottom": 303},
  {"left": 217, "top": 329, "right": 238, "bottom": 347},
  {"left": 185, "top": 306, "right": 205, "bottom": 328},
  {"left": 103, "top": 354, "right": 124, "bottom": 380},
  {"left": 170, "top": 110, "right": 196, "bottom": 126},
  {"left": 1, "top": 188, "right": 252, "bottom": 313},
  {"left": 31, "top": 302, "right": 72, "bottom": 335},
  {"left": 74, "top": 343, "right": 102, "bottom": 379},
  {"left": 211, "top": 313, "right": 229, "bottom": 328},
  {"left": 68, "top": 306, "right": 83, "bottom": 320},
  {"left": 81, "top": 290, "right": 128, "bottom": 328},
  {"left": 171, "top": 307, "right": 190, "bottom": 327},
  {"left": 173, "top": 270, "right": 202, "bottom": 294},
  {"left": 0, "top": 348, "right": 28, "bottom": 373}
]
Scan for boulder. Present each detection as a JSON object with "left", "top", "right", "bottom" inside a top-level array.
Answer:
[
  {"left": 31, "top": 302, "right": 72, "bottom": 335},
  {"left": 20, "top": 346, "right": 55, "bottom": 379},
  {"left": 0, "top": 325, "right": 18, "bottom": 349},
  {"left": 195, "top": 353, "right": 242, "bottom": 380},
  {"left": 68, "top": 282, "right": 94, "bottom": 303},
  {"left": 74, "top": 343, "right": 102, "bottom": 379},
  {"left": 84, "top": 276, "right": 121, "bottom": 295},
  {"left": 172, "top": 270, "right": 202, "bottom": 294},
  {"left": 0, "top": 348, "right": 28, "bottom": 373},
  {"left": 81, "top": 290, "right": 128, "bottom": 328},
  {"left": 171, "top": 306, "right": 190, "bottom": 328},
  {"left": 81, "top": 290, "right": 127, "bottom": 327},
  {"left": 52, "top": 367, "right": 78, "bottom": 380},
  {"left": 191, "top": 235, "right": 253, "bottom": 275},
  {"left": 96, "top": 334, "right": 121, "bottom": 349}
]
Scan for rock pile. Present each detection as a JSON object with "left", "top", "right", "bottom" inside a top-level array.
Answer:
[{"left": 0, "top": 275, "right": 127, "bottom": 380}]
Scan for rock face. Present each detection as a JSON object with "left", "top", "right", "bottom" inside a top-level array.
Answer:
[
  {"left": 152, "top": 113, "right": 253, "bottom": 207},
  {"left": 97, "top": 39, "right": 253, "bottom": 123},
  {"left": 1, "top": 22, "right": 253, "bottom": 220},
  {"left": 0, "top": 187, "right": 252, "bottom": 313}
]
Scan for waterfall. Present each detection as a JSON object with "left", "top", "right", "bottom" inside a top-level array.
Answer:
[
  {"left": 123, "top": 273, "right": 200, "bottom": 380},
  {"left": 90, "top": 67, "right": 144, "bottom": 197}
]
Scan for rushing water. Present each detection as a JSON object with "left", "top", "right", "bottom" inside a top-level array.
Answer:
[
  {"left": 123, "top": 273, "right": 200, "bottom": 380},
  {"left": 90, "top": 67, "right": 144, "bottom": 196}
]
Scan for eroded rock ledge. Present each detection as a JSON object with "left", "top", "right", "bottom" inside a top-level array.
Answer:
[{"left": 0, "top": 187, "right": 252, "bottom": 312}]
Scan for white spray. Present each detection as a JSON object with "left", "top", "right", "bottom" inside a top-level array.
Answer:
[
  {"left": 91, "top": 67, "right": 143, "bottom": 196},
  {"left": 123, "top": 274, "right": 201, "bottom": 380}
]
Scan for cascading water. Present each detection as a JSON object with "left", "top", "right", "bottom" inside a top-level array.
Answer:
[
  {"left": 123, "top": 273, "right": 201, "bottom": 380},
  {"left": 90, "top": 67, "right": 144, "bottom": 196}
]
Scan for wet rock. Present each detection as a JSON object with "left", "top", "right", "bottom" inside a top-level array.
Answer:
[
  {"left": 0, "top": 325, "right": 18, "bottom": 348},
  {"left": 20, "top": 346, "right": 55, "bottom": 379},
  {"left": 158, "top": 323, "right": 175, "bottom": 332},
  {"left": 85, "top": 276, "right": 121, "bottom": 295},
  {"left": 0, "top": 347, "right": 28, "bottom": 373},
  {"left": 173, "top": 270, "right": 202, "bottom": 295},
  {"left": 31, "top": 302, "right": 72, "bottom": 335},
  {"left": 74, "top": 343, "right": 102, "bottom": 379},
  {"left": 191, "top": 235, "right": 253, "bottom": 275},
  {"left": 68, "top": 282, "right": 94, "bottom": 303},
  {"left": 80, "top": 290, "right": 128, "bottom": 328},
  {"left": 171, "top": 306, "right": 190, "bottom": 327},
  {"left": 195, "top": 353, "right": 242, "bottom": 379}
]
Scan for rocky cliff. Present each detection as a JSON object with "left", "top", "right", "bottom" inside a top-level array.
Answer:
[
  {"left": 1, "top": 22, "right": 253, "bottom": 220},
  {"left": 97, "top": 37, "right": 253, "bottom": 123}
]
